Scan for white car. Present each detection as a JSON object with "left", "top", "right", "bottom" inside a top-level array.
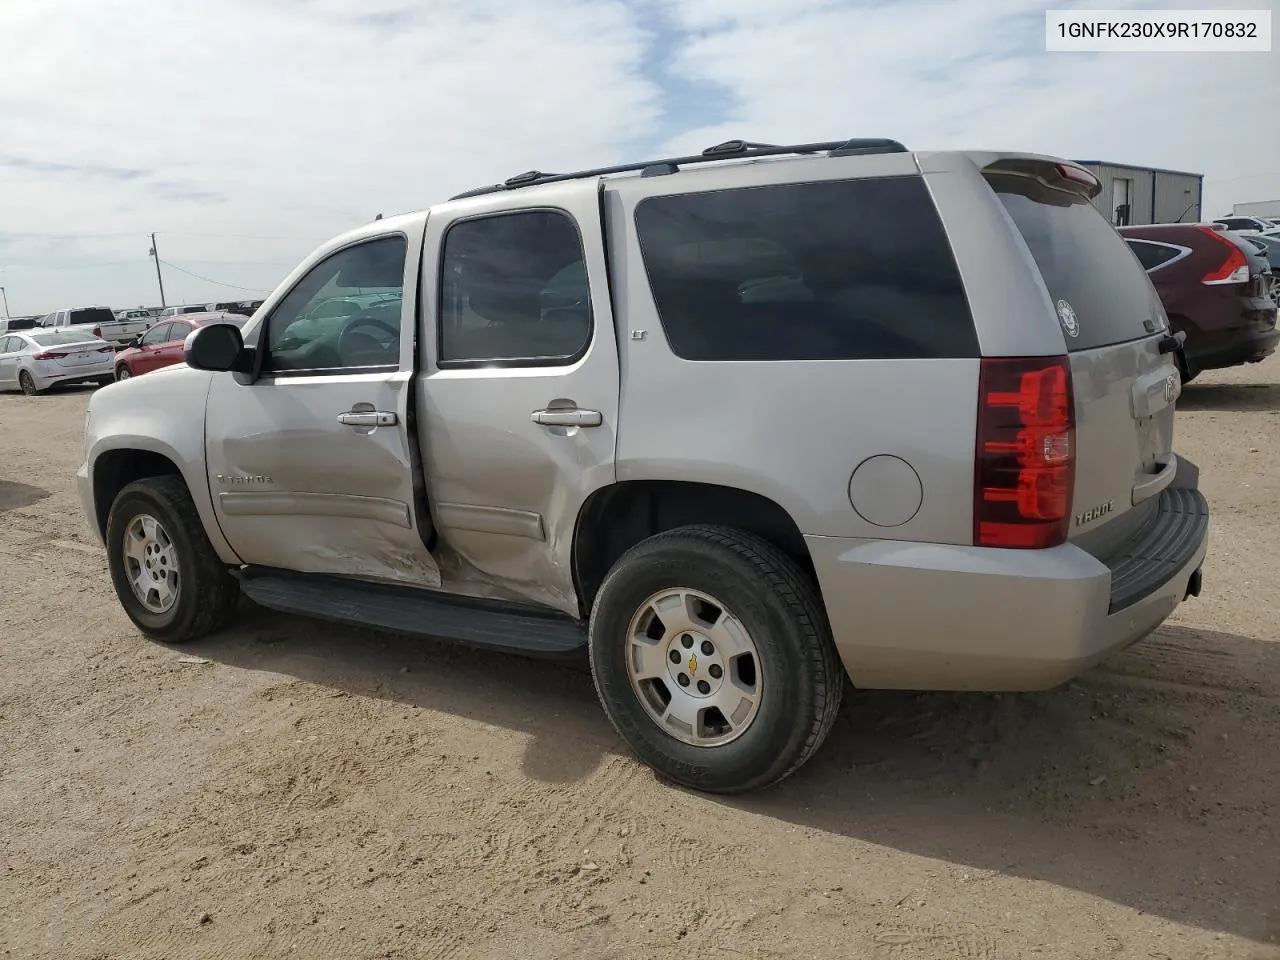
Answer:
[
  {"left": 0, "top": 329, "right": 116, "bottom": 395},
  {"left": 1213, "top": 216, "right": 1273, "bottom": 236}
]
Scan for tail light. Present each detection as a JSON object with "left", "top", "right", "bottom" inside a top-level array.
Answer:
[
  {"left": 92, "top": 326, "right": 102, "bottom": 337},
  {"left": 33, "top": 351, "right": 68, "bottom": 360},
  {"left": 975, "top": 356, "right": 1075, "bottom": 549},
  {"left": 1055, "top": 163, "right": 1099, "bottom": 190},
  {"left": 97, "top": 345, "right": 115, "bottom": 354},
  {"left": 1197, "top": 226, "right": 1250, "bottom": 285}
]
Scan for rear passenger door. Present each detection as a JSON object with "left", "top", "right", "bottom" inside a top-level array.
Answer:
[{"left": 417, "top": 180, "right": 620, "bottom": 616}]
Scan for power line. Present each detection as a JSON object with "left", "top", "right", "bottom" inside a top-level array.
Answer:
[{"left": 157, "top": 259, "right": 272, "bottom": 293}]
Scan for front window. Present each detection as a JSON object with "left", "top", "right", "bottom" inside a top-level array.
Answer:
[{"left": 263, "top": 235, "right": 407, "bottom": 373}]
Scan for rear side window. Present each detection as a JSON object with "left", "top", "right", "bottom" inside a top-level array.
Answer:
[
  {"left": 1124, "top": 239, "right": 1185, "bottom": 272},
  {"left": 634, "top": 177, "right": 978, "bottom": 361},
  {"left": 986, "top": 171, "right": 1163, "bottom": 351}
]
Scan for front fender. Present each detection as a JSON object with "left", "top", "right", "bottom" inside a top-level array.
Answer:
[{"left": 83, "top": 366, "right": 241, "bottom": 564}]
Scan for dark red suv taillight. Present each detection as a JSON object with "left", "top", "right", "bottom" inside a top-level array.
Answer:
[
  {"left": 975, "top": 356, "right": 1075, "bottom": 549},
  {"left": 1196, "top": 226, "right": 1250, "bottom": 285}
]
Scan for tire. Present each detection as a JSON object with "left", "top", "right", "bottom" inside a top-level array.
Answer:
[
  {"left": 105, "top": 475, "right": 239, "bottom": 643},
  {"left": 18, "top": 370, "right": 40, "bottom": 395},
  {"left": 115, "top": 365, "right": 132, "bottom": 381},
  {"left": 588, "top": 524, "right": 843, "bottom": 794}
]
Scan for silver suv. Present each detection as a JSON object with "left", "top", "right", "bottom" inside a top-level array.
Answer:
[{"left": 77, "top": 139, "right": 1209, "bottom": 793}]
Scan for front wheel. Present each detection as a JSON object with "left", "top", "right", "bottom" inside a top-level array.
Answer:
[
  {"left": 105, "top": 476, "right": 239, "bottom": 642},
  {"left": 588, "top": 525, "right": 843, "bottom": 793},
  {"left": 115, "top": 365, "right": 132, "bottom": 381}
]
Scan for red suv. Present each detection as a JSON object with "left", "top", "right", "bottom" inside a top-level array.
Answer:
[
  {"left": 1120, "top": 224, "right": 1277, "bottom": 381},
  {"left": 114, "top": 312, "right": 248, "bottom": 380}
]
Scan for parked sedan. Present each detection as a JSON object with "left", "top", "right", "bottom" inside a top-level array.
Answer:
[
  {"left": 113, "top": 312, "right": 248, "bottom": 380},
  {"left": 1121, "top": 224, "right": 1277, "bottom": 381},
  {"left": 0, "top": 329, "right": 116, "bottom": 395}
]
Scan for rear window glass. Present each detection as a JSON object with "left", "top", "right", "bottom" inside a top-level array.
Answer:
[
  {"left": 30, "top": 331, "right": 96, "bottom": 346},
  {"left": 986, "top": 171, "right": 1163, "bottom": 351},
  {"left": 69, "top": 307, "right": 116, "bottom": 326},
  {"left": 634, "top": 176, "right": 978, "bottom": 361}
]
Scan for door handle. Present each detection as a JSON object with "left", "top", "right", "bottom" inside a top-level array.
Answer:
[
  {"left": 337, "top": 410, "right": 397, "bottom": 428},
  {"left": 531, "top": 407, "right": 602, "bottom": 427}
]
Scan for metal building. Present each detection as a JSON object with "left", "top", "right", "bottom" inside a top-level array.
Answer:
[{"left": 1075, "top": 161, "right": 1204, "bottom": 227}]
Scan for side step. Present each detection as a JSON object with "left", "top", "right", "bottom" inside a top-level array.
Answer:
[{"left": 235, "top": 568, "right": 587, "bottom": 658}]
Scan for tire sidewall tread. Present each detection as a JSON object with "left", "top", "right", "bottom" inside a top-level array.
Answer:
[
  {"left": 589, "top": 524, "right": 843, "bottom": 794},
  {"left": 105, "top": 475, "right": 238, "bottom": 643}
]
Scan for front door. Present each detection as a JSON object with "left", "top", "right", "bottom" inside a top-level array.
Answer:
[
  {"left": 133, "top": 322, "right": 172, "bottom": 373},
  {"left": 205, "top": 228, "right": 441, "bottom": 588},
  {"left": 151, "top": 321, "right": 190, "bottom": 372},
  {"left": 417, "top": 180, "right": 620, "bottom": 616}
]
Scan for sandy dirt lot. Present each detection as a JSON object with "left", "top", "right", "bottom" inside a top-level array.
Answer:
[{"left": 1, "top": 362, "right": 1277, "bottom": 960}]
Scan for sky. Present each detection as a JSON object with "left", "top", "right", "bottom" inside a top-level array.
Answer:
[{"left": 1, "top": 0, "right": 1277, "bottom": 315}]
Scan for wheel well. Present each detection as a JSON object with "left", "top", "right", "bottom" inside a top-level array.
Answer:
[
  {"left": 572, "top": 481, "right": 812, "bottom": 616},
  {"left": 92, "top": 449, "right": 182, "bottom": 537}
]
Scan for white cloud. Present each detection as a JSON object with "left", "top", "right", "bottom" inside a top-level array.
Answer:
[
  {"left": 1, "top": 0, "right": 1276, "bottom": 314},
  {"left": 0, "top": 0, "right": 660, "bottom": 311},
  {"left": 655, "top": 0, "right": 1279, "bottom": 217}
]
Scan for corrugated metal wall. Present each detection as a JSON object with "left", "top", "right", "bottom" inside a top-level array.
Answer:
[
  {"left": 1079, "top": 164, "right": 1202, "bottom": 225},
  {"left": 1153, "top": 173, "right": 1201, "bottom": 223}
]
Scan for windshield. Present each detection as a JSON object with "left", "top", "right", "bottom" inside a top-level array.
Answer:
[{"left": 30, "top": 331, "right": 100, "bottom": 346}]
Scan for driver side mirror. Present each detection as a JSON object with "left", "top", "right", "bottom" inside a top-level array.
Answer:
[{"left": 185, "top": 323, "right": 248, "bottom": 373}]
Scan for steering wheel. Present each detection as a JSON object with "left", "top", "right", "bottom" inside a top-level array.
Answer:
[{"left": 337, "top": 315, "right": 399, "bottom": 365}]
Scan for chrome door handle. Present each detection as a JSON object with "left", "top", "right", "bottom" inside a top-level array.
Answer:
[
  {"left": 531, "top": 408, "right": 602, "bottom": 427},
  {"left": 337, "top": 411, "right": 397, "bottom": 427}
]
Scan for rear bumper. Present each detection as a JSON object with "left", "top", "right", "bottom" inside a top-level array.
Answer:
[
  {"left": 1188, "top": 316, "right": 1278, "bottom": 372},
  {"left": 32, "top": 359, "right": 114, "bottom": 388},
  {"left": 808, "top": 466, "right": 1209, "bottom": 692}
]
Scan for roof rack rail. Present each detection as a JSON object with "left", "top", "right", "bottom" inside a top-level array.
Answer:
[{"left": 449, "top": 137, "right": 908, "bottom": 200}]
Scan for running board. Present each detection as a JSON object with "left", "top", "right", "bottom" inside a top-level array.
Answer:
[{"left": 235, "top": 568, "right": 587, "bottom": 658}]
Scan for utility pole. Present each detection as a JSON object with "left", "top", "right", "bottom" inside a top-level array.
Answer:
[
  {"left": 0, "top": 286, "right": 9, "bottom": 319},
  {"left": 148, "top": 233, "right": 167, "bottom": 307}
]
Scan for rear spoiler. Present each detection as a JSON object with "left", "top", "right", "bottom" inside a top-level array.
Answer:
[{"left": 980, "top": 157, "right": 1102, "bottom": 201}]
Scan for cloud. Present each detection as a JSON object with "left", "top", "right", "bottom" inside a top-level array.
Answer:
[
  {"left": 652, "top": 0, "right": 1279, "bottom": 213},
  {"left": 0, "top": 0, "right": 1275, "bottom": 313},
  {"left": 0, "top": 0, "right": 661, "bottom": 310}
]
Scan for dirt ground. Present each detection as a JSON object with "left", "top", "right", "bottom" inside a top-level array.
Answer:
[{"left": 1, "top": 362, "right": 1277, "bottom": 960}]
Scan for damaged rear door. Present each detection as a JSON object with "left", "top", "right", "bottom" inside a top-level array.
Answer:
[{"left": 205, "top": 225, "right": 441, "bottom": 588}]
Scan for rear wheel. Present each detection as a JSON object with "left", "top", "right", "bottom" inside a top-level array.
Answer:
[
  {"left": 106, "top": 476, "right": 239, "bottom": 642},
  {"left": 588, "top": 524, "right": 843, "bottom": 793},
  {"left": 18, "top": 370, "right": 40, "bottom": 396}
]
